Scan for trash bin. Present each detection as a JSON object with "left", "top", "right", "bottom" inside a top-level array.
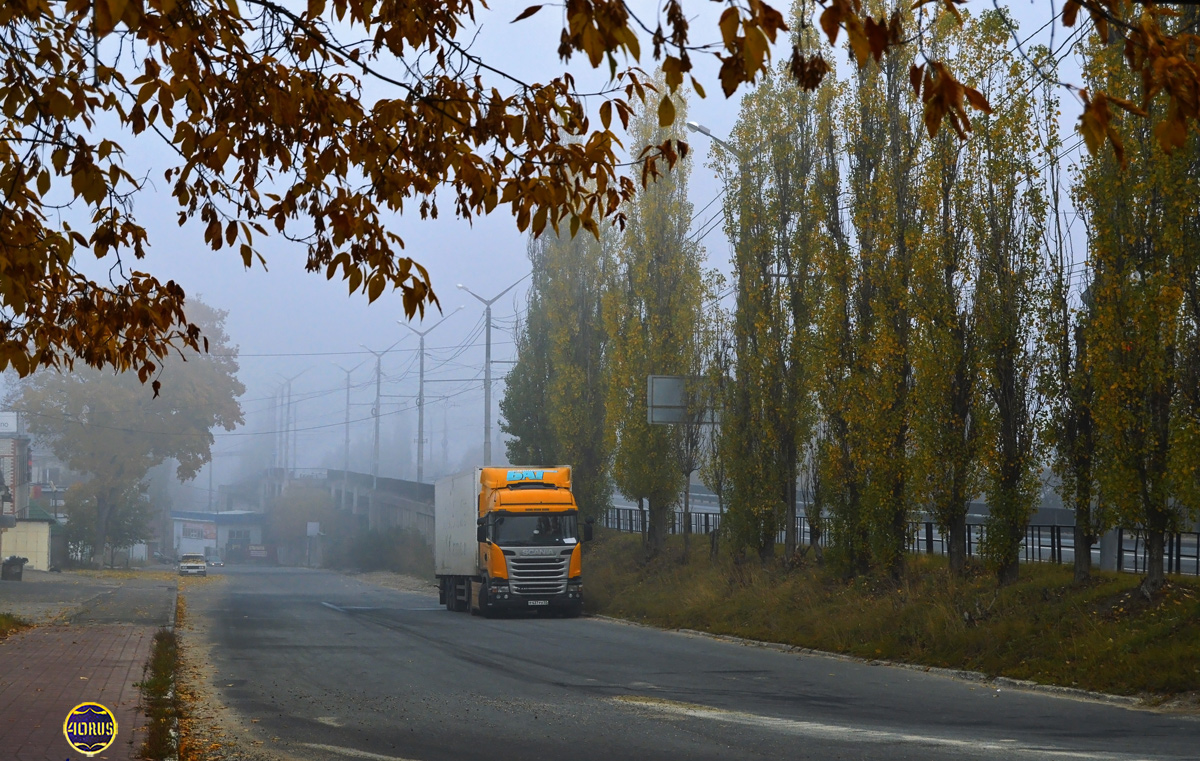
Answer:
[{"left": 1, "top": 556, "right": 27, "bottom": 581}]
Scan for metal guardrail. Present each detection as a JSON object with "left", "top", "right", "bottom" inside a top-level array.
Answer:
[{"left": 601, "top": 507, "right": 1200, "bottom": 576}]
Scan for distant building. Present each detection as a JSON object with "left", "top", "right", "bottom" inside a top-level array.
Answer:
[
  {"left": 171, "top": 510, "right": 264, "bottom": 560},
  {"left": 0, "top": 410, "right": 32, "bottom": 556},
  {"left": 0, "top": 410, "right": 32, "bottom": 518},
  {"left": 3, "top": 503, "right": 66, "bottom": 570}
]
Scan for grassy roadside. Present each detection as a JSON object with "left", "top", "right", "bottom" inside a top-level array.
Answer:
[
  {"left": 137, "top": 589, "right": 191, "bottom": 760},
  {"left": 0, "top": 612, "right": 28, "bottom": 639},
  {"left": 138, "top": 628, "right": 182, "bottom": 760},
  {"left": 585, "top": 531, "right": 1200, "bottom": 700}
]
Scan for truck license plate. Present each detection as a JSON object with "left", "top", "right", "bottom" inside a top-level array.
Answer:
[{"left": 527, "top": 600, "right": 549, "bottom": 606}]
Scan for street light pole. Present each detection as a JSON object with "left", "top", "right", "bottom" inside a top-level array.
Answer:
[
  {"left": 360, "top": 339, "right": 405, "bottom": 492},
  {"left": 331, "top": 362, "right": 364, "bottom": 510},
  {"left": 276, "top": 369, "right": 308, "bottom": 485},
  {"left": 458, "top": 275, "right": 529, "bottom": 466},
  {"left": 401, "top": 306, "right": 463, "bottom": 482}
]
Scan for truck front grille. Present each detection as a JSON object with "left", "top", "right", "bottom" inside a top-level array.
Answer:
[{"left": 508, "top": 556, "right": 568, "bottom": 595}]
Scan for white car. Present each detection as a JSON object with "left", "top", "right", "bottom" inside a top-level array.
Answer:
[{"left": 178, "top": 554, "right": 207, "bottom": 577}]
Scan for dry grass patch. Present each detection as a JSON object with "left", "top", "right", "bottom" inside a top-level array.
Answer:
[
  {"left": 585, "top": 530, "right": 1200, "bottom": 698},
  {"left": 0, "top": 612, "right": 28, "bottom": 639}
]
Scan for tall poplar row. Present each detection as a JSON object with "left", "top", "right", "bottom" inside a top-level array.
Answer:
[
  {"left": 908, "top": 16, "right": 979, "bottom": 578},
  {"left": 603, "top": 83, "right": 705, "bottom": 557},
  {"left": 1079, "top": 9, "right": 1200, "bottom": 597},
  {"left": 717, "top": 51, "right": 824, "bottom": 561},
  {"left": 1039, "top": 51, "right": 1101, "bottom": 586},
  {"left": 961, "top": 13, "right": 1047, "bottom": 585},
  {"left": 825, "top": 11, "right": 923, "bottom": 577}
]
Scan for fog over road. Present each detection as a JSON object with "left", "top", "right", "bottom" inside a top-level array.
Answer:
[{"left": 186, "top": 567, "right": 1198, "bottom": 761}]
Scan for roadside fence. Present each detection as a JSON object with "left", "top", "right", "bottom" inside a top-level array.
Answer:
[{"left": 600, "top": 506, "right": 1200, "bottom": 577}]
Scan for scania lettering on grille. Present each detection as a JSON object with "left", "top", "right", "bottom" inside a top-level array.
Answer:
[
  {"left": 520, "top": 548, "right": 556, "bottom": 556},
  {"left": 507, "top": 469, "right": 555, "bottom": 482}
]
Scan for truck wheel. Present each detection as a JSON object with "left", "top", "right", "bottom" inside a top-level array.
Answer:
[
  {"left": 442, "top": 578, "right": 455, "bottom": 611},
  {"left": 478, "top": 587, "right": 496, "bottom": 619}
]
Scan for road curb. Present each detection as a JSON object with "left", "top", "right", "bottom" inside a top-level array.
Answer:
[{"left": 588, "top": 614, "right": 1145, "bottom": 710}]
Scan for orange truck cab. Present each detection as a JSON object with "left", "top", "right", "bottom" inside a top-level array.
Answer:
[{"left": 435, "top": 467, "right": 593, "bottom": 618}]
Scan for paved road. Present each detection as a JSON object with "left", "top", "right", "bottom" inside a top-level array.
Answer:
[{"left": 186, "top": 567, "right": 1199, "bottom": 761}]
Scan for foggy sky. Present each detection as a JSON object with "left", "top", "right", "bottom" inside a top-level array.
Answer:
[{"left": 41, "top": 2, "right": 1074, "bottom": 510}]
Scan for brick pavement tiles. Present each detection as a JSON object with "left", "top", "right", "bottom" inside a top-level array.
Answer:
[
  {"left": 0, "top": 572, "right": 177, "bottom": 761},
  {"left": 0, "top": 624, "right": 154, "bottom": 760}
]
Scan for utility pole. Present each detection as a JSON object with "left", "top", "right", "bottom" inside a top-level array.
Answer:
[
  {"left": 283, "top": 382, "right": 291, "bottom": 478},
  {"left": 277, "top": 370, "right": 309, "bottom": 486},
  {"left": 360, "top": 339, "right": 406, "bottom": 491},
  {"left": 291, "top": 395, "right": 300, "bottom": 473},
  {"left": 458, "top": 275, "right": 529, "bottom": 465},
  {"left": 401, "top": 306, "right": 463, "bottom": 482},
  {"left": 331, "top": 362, "right": 364, "bottom": 510}
]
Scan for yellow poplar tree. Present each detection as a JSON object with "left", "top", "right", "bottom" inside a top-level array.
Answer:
[
  {"left": 908, "top": 13, "right": 981, "bottom": 577},
  {"left": 501, "top": 227, "right": 612, "bottom": 519},
  {"left": 966, "top": 12, "right": 1047, "bottom": 586},
  {"left": 1081, "top": 9, "right": 1200, "bottom": 597},
  {"left": 1039, "top": 61, "right": 1103, "bottom": 587},
  {"left": 604, "top": 80, "right": 703, "bottom": 557},
  {"left": 718, "top": 34, "right": 826, "bottom": 561},
  {"left": 833, "top": 7, "right": 924, "bottom": 578}
]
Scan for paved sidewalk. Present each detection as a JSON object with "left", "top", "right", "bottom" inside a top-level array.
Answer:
[
  {"left": 0, "top": 624, "right": 154, "bottom": 760},
  {"left": 0, "top": 571, "right": 177, "bottom": 760}
]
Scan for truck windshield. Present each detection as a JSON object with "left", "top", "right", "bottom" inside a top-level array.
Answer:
[{"left": 493, "top": 514, "right": 578, "bottom": 547}]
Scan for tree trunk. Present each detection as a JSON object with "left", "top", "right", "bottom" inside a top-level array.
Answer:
[
  {"left": 646, "top": 497, "right": 668, "bottom": 557},
  {"left": 1072, "top": 522, "right": 1093, "bottom": 586},
  {"left": 996, "top": 550, "right": 1020, "bottom": 586},
  {"left": 947, "top": 512, "right": 967, "bottom": 576},
  {"left": 710, "top": 498, "right": 723, "bottom": 561},
  {"left": 784, "top": 476, "right": 797, "bottom": 561},
  {"left": 681, "top": 476, "right": 691, "bottom": 561},
  {"left": 758, "top": 520, "right": 775, "bottom": 563},
  {"left": 808, "top": 503, "right": 823, "bottom": 562},
  {"left": 1141, "top": 527, "right": 1166, "bottom": 598},
  {"left": 996, "top": 519, "right": 1022, "bottom": 586},
  {"left": 93, "top": 491, "right": 114, "bottom": 569},
  {"left": 638, "top": 498, "right": 647, "bottom": 548}
]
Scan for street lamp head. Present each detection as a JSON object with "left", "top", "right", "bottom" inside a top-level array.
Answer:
[
  {"left": 686, "top": 121, "right": 711, "bottom": 137},
  {"left": 456, "top": 283, "right": 465, "bottom": 290}
]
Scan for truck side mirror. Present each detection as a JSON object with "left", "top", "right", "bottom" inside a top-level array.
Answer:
[
  {"left": 583, "top": 523, "right": 594, "bottom": 542},
  {"left": 477, "top": 525, "right": 487, "bottom": 543}
]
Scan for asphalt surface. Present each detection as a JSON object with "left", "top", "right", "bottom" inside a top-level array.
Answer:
[
  {"left": 0, "top": 568, "right": 176, "bottom": 626},
  {"left": 186, "top": 566, "right": 1200, "bottom": 761}
]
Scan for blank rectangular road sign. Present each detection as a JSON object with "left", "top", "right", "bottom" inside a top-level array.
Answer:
[
  {"left": 647, "top": 375, "right": 719, "bottom": 425},
  {"left": 647, "top": 375, "right": 686, "bottom": 424}
]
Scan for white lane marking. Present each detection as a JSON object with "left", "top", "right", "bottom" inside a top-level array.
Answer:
[
  {"left": 613, "top": 697, "right": 1166, "bottom": 760},
  {"left": 320, "top": 602, "right": 345, "bottom": 612},
  {"left": 299, "top": 742, "right": 422, "bottom": 761},
  {"left": 314, "top": 716, "right": 344, "bottom": 727}
]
